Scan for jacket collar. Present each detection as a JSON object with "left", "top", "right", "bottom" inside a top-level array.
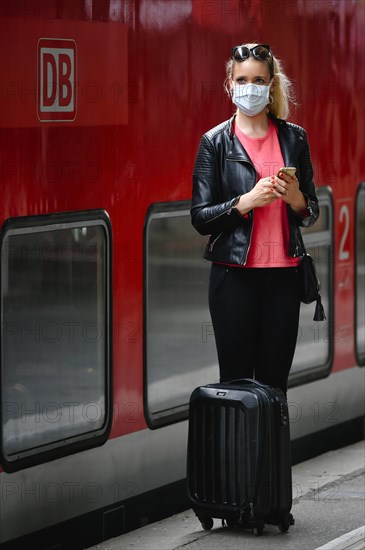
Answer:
[
  {"left": 226, "top": 112, "right": 294, "bottom": 166},
  {"left": 226, "top": 114, "right": 251, "bottom": 162}
]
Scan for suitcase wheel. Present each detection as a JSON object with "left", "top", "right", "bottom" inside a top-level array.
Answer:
[
  {"left": 253, "top": 523, "right": 265, "bottom": 536},
  {"left": 199, "top": 517, "right": 213, "bottom": 530},
  {"left": 278, "top": 513, "right": 295, "bottom": 533},
  {"left": 224, "top": 518, "right": 237, "bottom": 528},
  {"left": 278, "top": 521, "right": 290, "bottom": 533}
]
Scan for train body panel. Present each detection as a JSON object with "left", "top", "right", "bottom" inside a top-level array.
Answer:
[{"left": 0, "top": 0, "right": 364, "bottom": 547}]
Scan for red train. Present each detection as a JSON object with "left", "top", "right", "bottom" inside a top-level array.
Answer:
[{"left": 0, "top": 1, "right": 364, "bottom": 548}]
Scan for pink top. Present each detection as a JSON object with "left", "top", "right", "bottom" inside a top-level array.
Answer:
[{"left": 235, "top": 120, "right": 300, "bottom": 268}]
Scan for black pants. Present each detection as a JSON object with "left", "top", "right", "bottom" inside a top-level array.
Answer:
[{"left": 209, "top": 264, "right": 301, "bottom": 393}]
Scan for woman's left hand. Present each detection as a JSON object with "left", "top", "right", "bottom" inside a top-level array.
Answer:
[{"left": 271, "top": 172, "right": 307, "bottom": 213}]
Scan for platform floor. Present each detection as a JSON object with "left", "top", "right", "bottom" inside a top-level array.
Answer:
[{"left": 87, "top": 440, "right": 365, "bottom": 550}]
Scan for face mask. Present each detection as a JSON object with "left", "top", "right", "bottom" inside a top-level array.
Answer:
[{"left": 232, "top": 81, "right": 272, "bottom": 116}]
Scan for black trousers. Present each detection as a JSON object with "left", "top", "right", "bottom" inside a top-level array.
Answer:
[{"left": 208, "top": 264, "right": 301, "bottom": 393}]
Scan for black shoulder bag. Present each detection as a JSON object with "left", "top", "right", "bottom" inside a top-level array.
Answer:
[{"left": 297, "top": 229, "right": 326, "bottom": 321}]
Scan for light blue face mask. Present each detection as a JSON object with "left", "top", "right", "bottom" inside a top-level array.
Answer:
[{"left": 232, "top": 81, "right": 272, "bottom": 116}]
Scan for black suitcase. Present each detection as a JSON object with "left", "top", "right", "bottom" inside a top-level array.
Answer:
[{"left": 187, "top": 378, "right": 294, "bottom": 536}]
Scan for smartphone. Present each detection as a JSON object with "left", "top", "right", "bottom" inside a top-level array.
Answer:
[{"left": 277, "top": 167, "right": 296, "bottom": 177}]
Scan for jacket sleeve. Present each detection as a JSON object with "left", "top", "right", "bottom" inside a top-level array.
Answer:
[
  {"left": 190, "top": 134, "right": 244, "bottom": 236},
  {"left": 290, "top": 129, "right": 319, "bottom": 228}
]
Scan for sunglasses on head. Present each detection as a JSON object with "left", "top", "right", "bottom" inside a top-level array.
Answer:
[{"left": 231, "top": 44, "right": 272, "bottom": 62}]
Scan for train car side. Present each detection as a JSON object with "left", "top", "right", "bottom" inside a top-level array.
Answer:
[{"left": 0, "top": 1, "right": 364, "bottom": 548}]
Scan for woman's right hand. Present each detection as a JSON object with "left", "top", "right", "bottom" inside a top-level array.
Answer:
[{"left": 235, "top": 176, "right": 277, "bottom": 215}]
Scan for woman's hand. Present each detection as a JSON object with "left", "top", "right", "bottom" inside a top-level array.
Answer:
[
  {"left": 235, "top": 176, "right": 277, "bottom": 215},
  {"left": 235, "top": 173, "right": 308, "bottom": 217},
  {"left": 272, "top": 171, "right": 308, "bottom": 214}
]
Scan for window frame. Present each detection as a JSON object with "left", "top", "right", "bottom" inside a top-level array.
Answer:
[
  {"left": 0, "top": 209, "right": 112, "bottom": 472},
  {"left": 355, "top": 182, "right": 365, "bottom": 366},
  {"left": 143, "top": 191, "right": 335, "bottom": 429},
  {"left": 144, "top": 201, "right": 201, "bottom": 429},
  {"left": 288, "top": 187, "right": 335, "bottom": 387}
]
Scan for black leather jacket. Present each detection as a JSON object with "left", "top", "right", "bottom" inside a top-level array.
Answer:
[{"left": 191, "top": 113, "right": 319, "bottom": 266}]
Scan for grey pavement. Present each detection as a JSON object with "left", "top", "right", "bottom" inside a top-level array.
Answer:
[{"left": 88, "top": 440, "right": 365, "bottom": 550}]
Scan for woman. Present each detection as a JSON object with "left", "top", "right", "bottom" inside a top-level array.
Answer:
[{"left": 191, "top": 43, "right": 319, "bottom": 393}]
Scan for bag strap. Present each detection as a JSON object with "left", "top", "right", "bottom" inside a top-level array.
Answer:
[{"left": 296, "top": 226, "right": 307, "bottom": 257}]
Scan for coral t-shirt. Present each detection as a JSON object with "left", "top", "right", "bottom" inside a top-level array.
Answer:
[{"left": 235, "top": 120, "right": 300, "bottom": 267}]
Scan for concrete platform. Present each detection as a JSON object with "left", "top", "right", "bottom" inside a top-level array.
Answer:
[
  {"left": 315, "top": 525, "right": 365, "bottom": 550},
  {"left": 87, "top": 440, "right": 365, "bottom": 550}
]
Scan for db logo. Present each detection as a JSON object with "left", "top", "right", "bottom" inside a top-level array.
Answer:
[{"left": 37, "top": 38, "right": 77, "bottom": 122}]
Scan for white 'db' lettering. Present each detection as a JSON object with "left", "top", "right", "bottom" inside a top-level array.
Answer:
[{"left": 38, "top": 39, "right": 77, "bottom": 121}]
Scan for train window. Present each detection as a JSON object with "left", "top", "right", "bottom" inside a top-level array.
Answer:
[
  {"left": 144, "top": 202, "right": 218, "bottom": 426},
  {"left": 0, "top": 211, "right": 111, "bottom": 471},
  {"left": 289, "top": 187, "right": 334, "bottom": 386},
  {"left": 355, "top": 183, "right": 365, "bottom": 365},
  {"left": 145, "top": 192, "right": 334, "bottom": 425}
]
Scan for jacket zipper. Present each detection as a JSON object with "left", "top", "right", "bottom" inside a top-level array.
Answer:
[
  {"left": 208, "top": 231, "right": 224, "bottom": 252},
  {"left": 289, "top": 212, "right": 301, "bottom": 258},
  {"left": 226, "top": 151, "right": 258, "bottom": 265},
  {"left": 207, "top": 204, "right": 235, "bottom": 225},
  {"left": 242, "top": 209, "right": 254, "bottom": 265}
]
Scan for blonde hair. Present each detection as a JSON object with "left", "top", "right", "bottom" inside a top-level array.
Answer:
[{"left": 224, "top": 42, "right": 296, "bottom": 120}]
